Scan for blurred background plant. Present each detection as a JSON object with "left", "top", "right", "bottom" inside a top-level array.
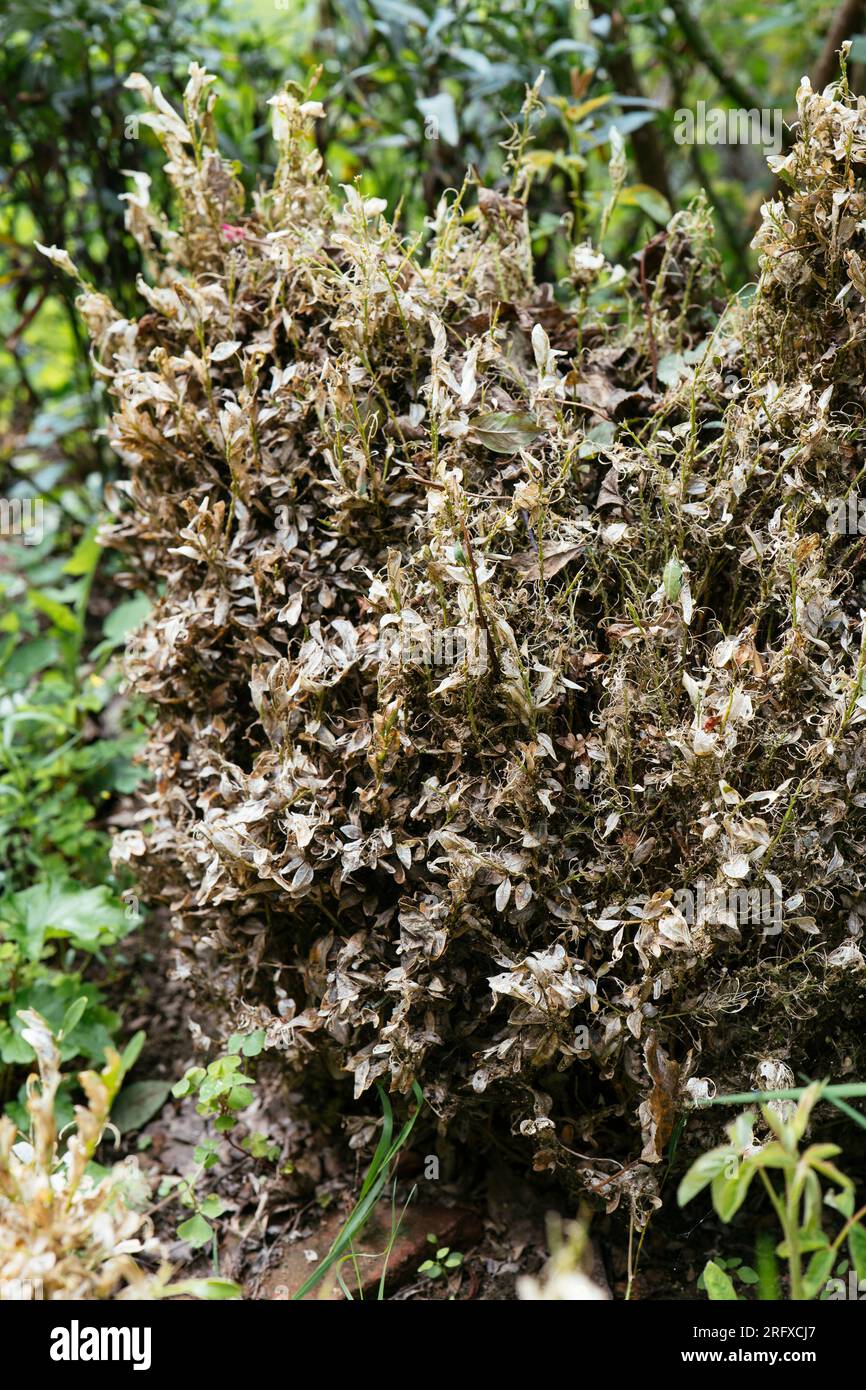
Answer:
[
  {"left": 0, "top": 497, "right": 150, "bottom": 1126},
  {"left": 0, "top": 1008, "right": 241, "bottom": 1299}
]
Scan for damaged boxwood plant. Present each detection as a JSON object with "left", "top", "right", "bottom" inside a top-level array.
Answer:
[{"left": 39, "top": 58, "right": 866, "bottom": 1231}]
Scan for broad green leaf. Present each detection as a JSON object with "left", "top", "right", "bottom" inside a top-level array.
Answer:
[
  {"left": 111, "top": 1079, "right": 172, "bottom": 1133},
  {"left": 240, "top": 1029, "right": 266, "bottom": 1056},
  {"left": 629, "top": 183, "right": 671, "bottom": 225},
  {"left": 177, "top": 1214, "right": 213, "bottom": 1249},
  {"left": 657, "top": 353, "right": 688, "bottom": 388},
  {"left": 26, "top": 588, "right": 79, "bottom": 633},
  {"left": 63, "top": 532, "right": 101, "bottom": 577},
  {"left": 3, "top": 879, "right": 130, "bottom": 960},
  {"left": 828, "top": 1184, "right": 856, "bottom": 1217},
  {"left": 102, "top": 594, "right": 152, "bottom": 644},
  {"left": 228, "top": 1084, "right": 254, "bottom": 1109},
  {"left": 712, "top": 1164, "right": 756, "bottom": 1222},
  {"left": 703, "top": 1261, "right": 738, "bottom": 1301},
  {"left": 810, "top": 1158, "right": 855, "bottom": 1191},
  {"left": 726, "top": 1111, "right": 756, "bottom": 1150},
  {"left": 2, "top": 637, "right": 57, "bottom": 684},
  {"left": 776, "top": 1232, "right": 829, "bottom": 1257},
  {"left": 677, "top": 1146, "right": 732, "bottom": 1205}
]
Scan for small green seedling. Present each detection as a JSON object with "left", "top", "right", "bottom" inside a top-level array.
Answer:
[
  {"left": 165, "top": 1031, "right": 274, "bottom": 1266},
  {"left": 696, "top": 1255, "right": 759, "bottom": 1300},
  {"left": 418, "top": 1234, "right": 464, "bottom": 1279}
]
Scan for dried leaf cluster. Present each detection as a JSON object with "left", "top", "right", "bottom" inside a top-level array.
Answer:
[
  {"left": 49, "top": 66, "right": 866, "bottom": 1219},
  {"left": 0, "top": 1012, "right": 165, "bottom": 1299}
]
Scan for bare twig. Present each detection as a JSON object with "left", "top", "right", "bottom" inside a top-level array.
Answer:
[
  {"left": 812, "top": 0, "right": 866, "bottom": 93},
  {"left": 460, "top": 515, "right": 501, "bottom": 680},
  {"left": 638, "top": 248, "right": 659, "bottom": 392}
]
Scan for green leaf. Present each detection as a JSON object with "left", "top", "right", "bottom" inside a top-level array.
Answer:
[
  {"left": 121, "top": 1030, "right": 146, "bottom": 1074},
  {"left": 177, "top": 1214, "right": 213, "bottom": 1249},
  {"left": 60, "top": 995, "right": 88, "bottom": 1039},
  {"left": 111, "top": 1079, "right": 172, "bottom": 1133},
  {"left": 712, "top": 1163, "right": 756, "bottom": 1222},
  {"left": 776, "top": 1232, "right": 829, "bottom": 1257},
  {"left": 656, "top": 353, "right": 688, "bottom": 388},
  {"left": 199, "top": 1195, "right": 225, "bottom": 1219},
  {"left": 849, "top": 1222, "right": 866, "bottom": 1282},
  {"left": 102, "top": 594, "right": 152, "bottom": 644},
  {"left": 825, "top": 1186, "right": 855, "bottom": 1219},
  {"left": 198, "top": 1074, "right": 224, "bottom": 1104},
  {"left": 27, "top": 588, "right": 79, "bottom": 633},
  {"left": 166, "top": 1278, "right": 242, "bottom": 1301},
  {"left": 469, "top": 412, "right": 541, "bottom": 456},
  {"left": 2, "top": 637, "right": 57, "bottom": 684},
  {"left": 63, "top": 532, "right": 101, "bottom": 577},
  {"left": 243, "top": 1131, "right": 278, "bottom": 1160},
  {"left": 3, "top": 879, "right": 130, "bottom": 960},
  {"left": 663, "top": 554, "right": 683, "bottom": 601},
  {"left": 702, "top": 1260, "right": 738, "bottom": 1301},
  {"left": 736, "top": 1265, "right": 759, "bottom": 1285},
  {"left": 727, "top": 1111, "right": 757, "bottom": 1150},
  {"left": 228, "top": 1084, "right": 254, "bottom": 1110},
  {"left": 240, "top": 1029, "right": 266, "bottom": 1056},
  {"left": 633, "top": 184, "right": 675, "bottom": 225},
  {"left": 802, "top": 1248, "right": 836, "bottom": 1300},
  {"left": 0, "top": 1024, "right": 37, "bottom": 1065},
  {"left": 677, "top": 1146, "right": 732, "bottom": 1205}
]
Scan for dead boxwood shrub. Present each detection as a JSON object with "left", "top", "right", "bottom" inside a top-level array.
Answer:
[{"left": 45, "top": 66, "right": 866, "bottom": 1220}]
